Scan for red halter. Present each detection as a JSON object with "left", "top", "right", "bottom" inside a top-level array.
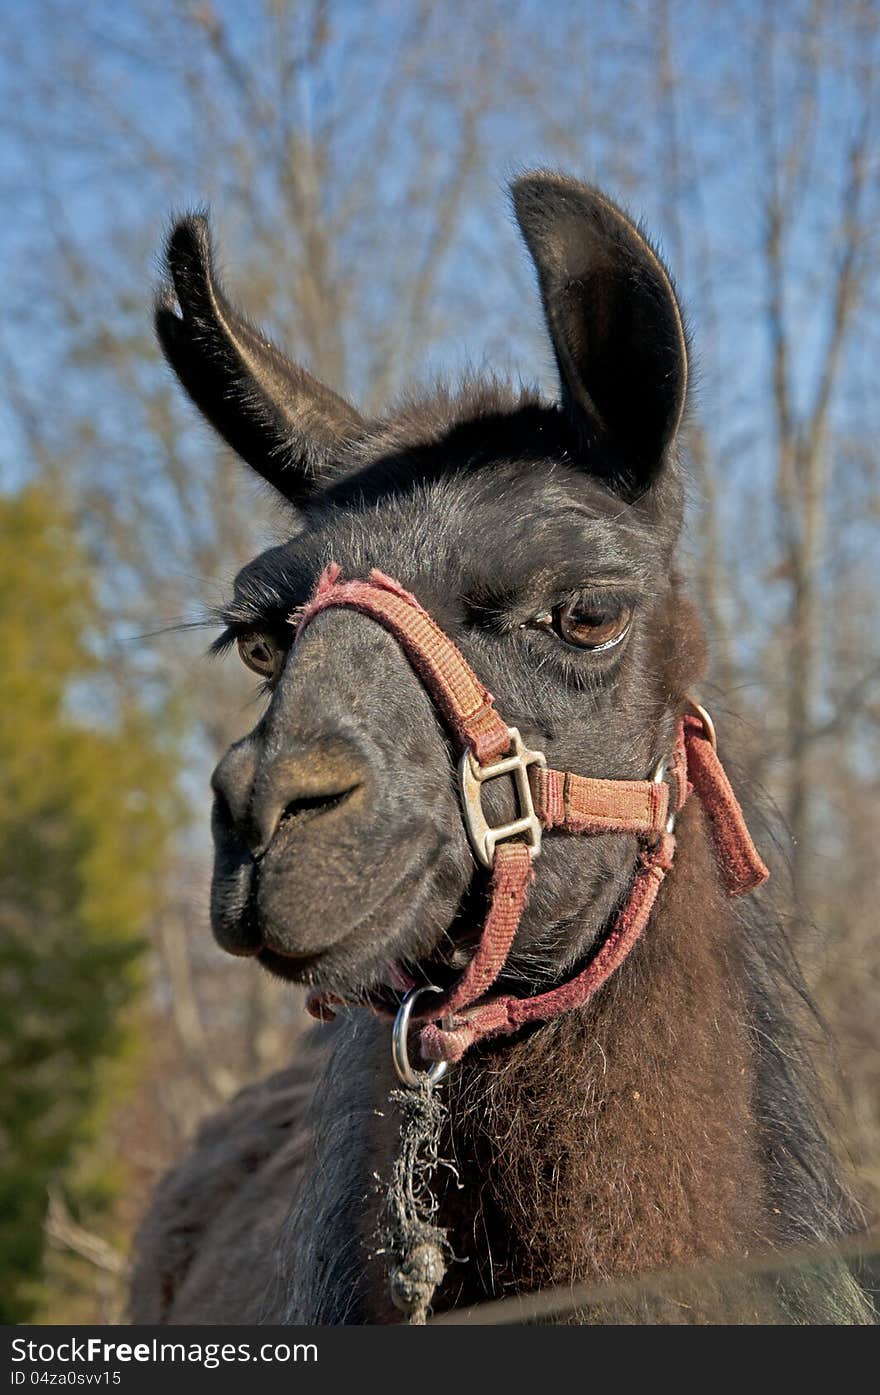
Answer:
[{"left": 293, "top": 565, "right": 768, "bottom": 1073}]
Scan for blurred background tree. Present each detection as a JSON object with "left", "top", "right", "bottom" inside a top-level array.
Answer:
[
  {"left": 0, "top": 489, "right": 176, "bottom": 1321},
  {"left": 0, "top": 0, "right": 877, "bottom": 1319}
]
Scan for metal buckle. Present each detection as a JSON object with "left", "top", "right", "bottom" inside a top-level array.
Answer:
[{"left": 458, "top": 726, "right": 546, "bottom": 869}]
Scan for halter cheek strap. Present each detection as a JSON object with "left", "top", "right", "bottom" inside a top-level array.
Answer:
[{"left": 293, "top": 565, "right": 768, "bottom": 1070}]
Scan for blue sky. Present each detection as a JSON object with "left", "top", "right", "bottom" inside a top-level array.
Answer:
[{"left": 0, "top": 0, "right": 876, "bottom": 699}]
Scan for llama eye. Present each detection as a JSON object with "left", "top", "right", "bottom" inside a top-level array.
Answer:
[
  {"left": 237, "top": 631, "right": 281, "bottom": 679},
  {"left": 547, "top": 596, "right": 633, "bottom": 651}
]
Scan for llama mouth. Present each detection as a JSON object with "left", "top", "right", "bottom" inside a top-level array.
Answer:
[
  {"left": 255, "top": 947, "right": 464, "bottom": 1007},
  {"left": 252, "top": 846, "right": 459, "bottom": 993},
  {"left": 364, "top": 952, "right": 469, "bottom": 1012},
  {"left": 255, "top": 944, "right": 319, "bottom": 982}
]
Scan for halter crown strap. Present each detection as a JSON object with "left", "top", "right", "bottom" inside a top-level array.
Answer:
[{"left": 294, "top": 564, "right": 768, "bottom": 1068}]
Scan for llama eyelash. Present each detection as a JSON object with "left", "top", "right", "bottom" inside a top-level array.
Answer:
[{"left": 209, "top": 626, "right": 238, "bottom": 656}]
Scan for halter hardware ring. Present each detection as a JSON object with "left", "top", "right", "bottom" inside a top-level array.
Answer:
[
  {"left": 651, "top": 753, "right": 677, "bottom": 835},
  {"left": 651, "top": 699, "right": 716, "bottom": 835},
  {"left": 458, "top": 727, "right": 546, "bottom": 869},
  {"left": 686, "top": 697, "right": 717, "bottom": 750},
  {"left": 392, "top": 986, "right": 449, "bottom": 1087}
]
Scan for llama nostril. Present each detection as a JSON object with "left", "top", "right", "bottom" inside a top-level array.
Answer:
[
  {"left": 250, "top": 784, "right": 360, "bottom": 858},
  {"left": 251, "top": 765, "right": 366, "bottom": 855},
  {"left": 272, "top": 784, "right": 361, "bottom": 841},
  {"left": 213, "top": 740, "right": 368, "bottom": 855}
]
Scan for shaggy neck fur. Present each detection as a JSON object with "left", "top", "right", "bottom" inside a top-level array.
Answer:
[{"left": 279, "top": 800, "right": 868, "bottom": 1325}]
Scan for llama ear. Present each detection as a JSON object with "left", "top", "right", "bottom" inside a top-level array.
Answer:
[
  {"left": 512, "top": 173, "right": 688, "bottom": 498},
  {"left": 155, "top": 213, "right": 363, "bottom": 503}
]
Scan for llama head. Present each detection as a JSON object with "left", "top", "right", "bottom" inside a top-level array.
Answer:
[{"left": 157, "top": 172, "right": 703, "bottom": 998}]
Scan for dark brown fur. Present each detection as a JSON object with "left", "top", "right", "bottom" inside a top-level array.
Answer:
[
  {"left": 130, "top": 173, "right": 872, "bottom": 1324},
  {"left": 132, "top": 802, "right": 868, "bottom": 1323}
]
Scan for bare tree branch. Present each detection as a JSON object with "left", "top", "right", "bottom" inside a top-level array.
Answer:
[{"left": 45, "top": 1190, "right": 130, "bottom": 1279}]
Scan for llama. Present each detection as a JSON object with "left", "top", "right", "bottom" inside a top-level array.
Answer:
[{"left": 131, "top": 173, "right": 871, "bottom": 1324}]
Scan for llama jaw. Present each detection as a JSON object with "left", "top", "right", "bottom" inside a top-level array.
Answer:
[{"left": 242, "top": 832, "right": 458, "bottom": 992}]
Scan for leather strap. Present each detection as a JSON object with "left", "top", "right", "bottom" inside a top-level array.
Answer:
[
  {"left": 681, "top": 714, "right": 768, "bottom": 896},
  {"left": 294, "top": 565, "right": 769, "bottom": 1066},
  {"left": 532, "top": 766, "right": 670, "bottom": 837},
  {"left": 295, "top": 563, "right": 511, "bottom": 764},
  {"left": 420, "top": 832, "right": 676, "bottom": 1063}
]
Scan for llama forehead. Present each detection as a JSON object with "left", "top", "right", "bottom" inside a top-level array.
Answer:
[
  {"left": 223, "top": 383, "right": 678, "bottom": 630},
  {"left": 227, "top": 468, "right": 661, "bottom": 636},
  {"left": 321, "top": 471, "right": 661, "bottom": 587}
]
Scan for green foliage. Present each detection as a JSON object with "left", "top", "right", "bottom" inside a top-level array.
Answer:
[{"left": 0, "top": 487, "right": 175, "bottom": 1322}]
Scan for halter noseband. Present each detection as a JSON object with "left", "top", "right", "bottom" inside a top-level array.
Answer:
[{"left": 293, "top": 564, "right": 768, "bottom": 1081}]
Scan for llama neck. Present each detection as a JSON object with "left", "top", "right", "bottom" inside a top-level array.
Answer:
[
  {"left": 291, "top": 799, "right": 771, "bottom": 1323},
  {"left": 425, "top": 797, "right": 770, "bottom": 1317}
]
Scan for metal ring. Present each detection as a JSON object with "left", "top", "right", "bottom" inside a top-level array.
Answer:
[
  {"left": 391, "top": 986, "right": 449, "bottom": 1087},
  {"left": 686, "top": 696, "right": 717, "bottom": 750},
  {"left": 651, "top": 755, "right": 677, "bottom": 835}
]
